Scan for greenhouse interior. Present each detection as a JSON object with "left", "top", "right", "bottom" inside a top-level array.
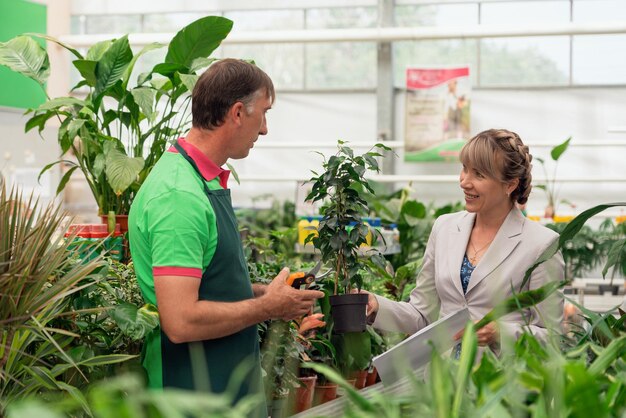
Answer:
[{"left": 1, "top": 0, "right": 626, "bottom": 416}]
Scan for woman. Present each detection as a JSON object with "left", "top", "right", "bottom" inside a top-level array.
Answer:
[{"left": 367, "top": 129, "right": 564, "bottom": 349}]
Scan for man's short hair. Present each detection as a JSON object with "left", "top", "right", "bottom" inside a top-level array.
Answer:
[{"left": 191, "top": 59, "right": 275, "bottom": 130}]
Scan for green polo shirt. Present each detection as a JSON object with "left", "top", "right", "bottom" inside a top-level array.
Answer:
[{"left": 128, "top": 139, "right": 228, "bottom": 388}]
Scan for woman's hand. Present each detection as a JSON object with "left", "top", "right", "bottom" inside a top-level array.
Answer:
[
  {"left": 350, "top": 289, "right": 379, "bottom": 316},
  {"left": 454, "top": 321, "right": 499, "bottom": 346},
  {"left": 475, "top": 322, "right": 499, "bottom": 346}
]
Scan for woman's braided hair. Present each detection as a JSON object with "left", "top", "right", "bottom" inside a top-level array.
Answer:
[{"left": 459, "top": 129, "right": 533, "bottom": 205}]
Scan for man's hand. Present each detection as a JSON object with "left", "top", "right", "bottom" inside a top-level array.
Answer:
[{"left": 262, "top": 268, "right": 324, "bottom": 321}]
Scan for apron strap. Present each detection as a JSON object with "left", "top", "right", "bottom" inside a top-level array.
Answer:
[{"left": 174, "top": 141, "right": 212, "bottom": 196}]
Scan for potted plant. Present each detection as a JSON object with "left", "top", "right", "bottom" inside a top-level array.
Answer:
[
  {"left": 306, "top": 141, "right": 390, "bottom": 333},
  {"left": 0, "top": 16, "right": 233, "bottom": 225},
  {"left": 535, "top": 136, "right": 575, "bottom": 219}
]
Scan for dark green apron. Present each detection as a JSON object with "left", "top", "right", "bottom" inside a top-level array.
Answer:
[{"left": 161, "top": 142, "right": 264, "bottom": 415}]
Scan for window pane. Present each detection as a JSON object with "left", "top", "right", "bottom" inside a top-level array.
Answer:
[
  {"left": 573, "top": 35, "right": 626, "bottom": 84},
  {"left": 395, "top": 4, "right": 478, "bottom": 27},
  {"left": 85, "top": 15, "right": 142, "bottom": 34},
  {"left": 224, "top": 10, "right": 304, "bottom": 31},
  {"left": 222, "top": 44, "right": 304, "bottom": 89},
  {"left": 305, "top": 42, "right": 376, "bottom": 89},
  {"left": 143, "top": 13, "right": 206, "bottom": 33},
  {"left": 393, "top": 40, "right": 478, "bottom": 87},
  {"left": 574, "top": 0, "right": 626, "bottom": 22},
  {"left": 481, "top": 1, "right": 570, "bottom": 24},
  {"left": 306, "top": 7, "right": 377, "bottom": 29},
  {"left": 480, "top": 37, "right": 569, "bottom": 86},
  {"left": 70, "top": 15, "right": 85, "bottom": 34}
]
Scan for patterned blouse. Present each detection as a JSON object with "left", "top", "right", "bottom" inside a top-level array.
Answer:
[{"left": 460, "top": 254, "right": 476, "bottom": 294}]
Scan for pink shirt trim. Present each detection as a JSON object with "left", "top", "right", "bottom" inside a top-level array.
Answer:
[
  {"left": 168, "top": 138, "right": 231, "bottom": 189},
  {"left": 153, "top": 266, "right": 202, "bottom": 278}
]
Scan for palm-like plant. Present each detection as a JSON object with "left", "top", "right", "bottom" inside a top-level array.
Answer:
[
  {"left": 0, "top": 182, "right": 131, "bottom": 411},
  {"left": 0, "top": 16, "right": 232, "bottom": 215}
]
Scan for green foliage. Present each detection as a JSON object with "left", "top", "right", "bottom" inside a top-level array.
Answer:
[
  {"left": 546, "top": 222, "right": 613, "bottom": 280},
  {"left": 5, "top": 373, "right": 262, "bottom": 418},
  {"left": 535, "top": 136, "right": 573, "bottom": 216},
  {"left": 0, "top": 16, "right": 232, "bottom": 215},
  {"left": 306, "top": 141, "right": 391, "bottom": 294},
  {"left": 0, "top": 183, "right": 139, "bottom": 413}
]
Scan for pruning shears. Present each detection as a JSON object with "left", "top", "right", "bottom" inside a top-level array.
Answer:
[{"left": 287, "top": 261, "right": 331, "bottom": 289}]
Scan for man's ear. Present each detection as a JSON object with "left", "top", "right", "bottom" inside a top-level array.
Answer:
[{"left": 229, "top": 102, "right": 245, "bottom": 125}]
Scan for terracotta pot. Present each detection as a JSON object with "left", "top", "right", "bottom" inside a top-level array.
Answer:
[
  {"left": 100, "top": 214, "right": 129, "bottom": 234},
  {"left": 293, "top": 375, "right": 317, "bottom": 413},
  {"left": 350, "top": 370, "right": 368, "bottom": 389},
  {"left": 313, "top": 383, "right": 338, "bottom": 406},
  {"left": 365, "top": 367, "right": 379, "bottom": 387}
]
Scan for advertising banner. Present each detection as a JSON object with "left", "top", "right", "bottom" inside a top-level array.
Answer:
[{"left": 404, "top": 67, "right": 471, "bottom": 162}]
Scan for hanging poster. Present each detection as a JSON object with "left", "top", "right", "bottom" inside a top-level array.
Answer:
[{"left": 404, "top": 67, "right": 471, "bottom": 162}]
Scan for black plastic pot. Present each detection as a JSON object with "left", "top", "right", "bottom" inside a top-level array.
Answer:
[{"left": 329, "top": 293, "right": 368, "bottom": 333}]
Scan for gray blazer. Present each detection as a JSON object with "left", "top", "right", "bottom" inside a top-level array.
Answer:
[{"left": 373, "top": 207, "right": 564, "bottom": 343}]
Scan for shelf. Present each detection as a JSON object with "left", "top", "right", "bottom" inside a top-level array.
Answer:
[{"left": 294, "top": 243, "right": 401, "bottom": 256}]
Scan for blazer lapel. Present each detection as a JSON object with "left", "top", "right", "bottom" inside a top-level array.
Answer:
[
  {"left": 466, "top": 207, "right": 524, "bottom": 294},
  {"left": 447, "top": 212, "right": 475, "bottom": 297}
]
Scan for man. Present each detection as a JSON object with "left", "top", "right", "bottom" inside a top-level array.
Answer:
[{"left": 128, "top": 59, "right": 323, "bottom": 416}]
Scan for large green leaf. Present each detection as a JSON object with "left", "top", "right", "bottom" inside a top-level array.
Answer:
[
  {"left": 165, "top": 16, "right": 232, "bottom": 68},
  {"left": 122, "top": 42, "right": 165, "bottom": 88},
  {"left": 0, "top": 36, "right": 50, "bottom": 86},
  {"left": 72, "top": 59, "right": 97, "bottom": 86},
  {"left": 36, "top": 96, "right": 84, "bottom": 112},
  {"left": 103, "top": 142, "right": 145, "bottom": 195},
  {"left": 550, "top": 136, "right": 572, "bottom": 161},
  {"left": 178, "top": 73, "right": 199, "bottom": 93},
  {"left": 86, "top": 39, "right": 113, "bottom": 61},
  {"left": 130, "top": 87, "right": 156, "bottom": 122},
  {"left": 94, "top": 36, "right": 133, "bottom": 98},
  {"left": 109, "top": 301, "right": 159, "bottom": 340},
  {"left": 26, "top": 33, "right": 83, "bottom": 59}
]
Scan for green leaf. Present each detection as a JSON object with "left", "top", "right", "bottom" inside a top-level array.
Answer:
[
  {"left": 130, "top": 87, "right": 157, "bottom": 122},
  {"left": 103, "top": 142, "right": 145, "bottom": 195},
  {"left": 94, "top": 35, "right": 133, "bottom": 98},
  {"left": 588, "top": 335, "right": 626, "bottom": 375},
  {"left": 225, "top": 162, "right": 240, "bottom": 185},
  {"left": 93, "top": 154, "right": 105, "bottom": 178},
  {"left": 165, "top": 16, "right": 232, "bottom": 68},
  {"left": 122, "top": 42, "right": 165, "bottom": 88},
  {"left": 178, "top": 73, "right": 198, "bottom": 93},
  {"left": 550, "top": 136, "right": 571, "bottom": 161},
  {"left": 38, "top": 160, "right": 66, "bottom": 184},
  {"left": 85, "top": 39, "right": 113, "bottom": 61},
  {"left": 23, "top": 366, "right": 60, "bottom": 390},
  {"left": 25, "top": 112, "right": 54, "bottom": 133},
  {"left": 0, "top": 35, "right": 50, "bottom": 86},
  {"left": 190, "top": 56, "right": 218, "bottom": 72},
  {"left": 109, "top": 301, "right": 159, "bottom": 340},
  {"left": 25, "top": 32, "right": 83, "bottom": 59},
  {"left": 72, "top": 59, "right": 97, "bottom": 86},
  {"left": 521, "top": 202, "right": 626, "bottom": 290},
  {"left": 402, "top": 200, "right": 426, "bottom": 219},
  {"left": 56, "top": 166, "right": 79, "bottom": 195},
  {"left": 602, "top": 238, "right": 626, "bottom": 278},
  {"left": 152, "top": 62, "right": 188, "bottom": 78},
  {"left": 78, "top": 354, "right": 137, "bottom": 367},
  {"left": 36, "top": 96, "right": 84, "bottom": 112},
  {"left": 452, "top": 322, "right": 477, "bottom": 418},
  {"left": 67, "top": 118, "right": 86, "bottom": 140}
]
